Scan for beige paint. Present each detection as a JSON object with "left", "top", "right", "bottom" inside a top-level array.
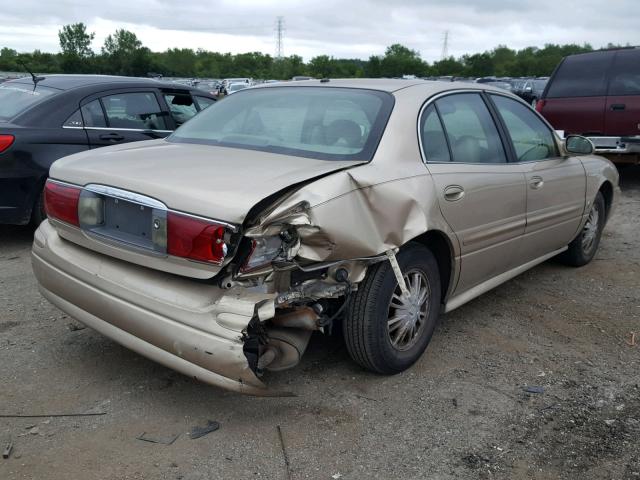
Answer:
[{"left": 34, "top": 79, "right": 619, "bottom": 395}]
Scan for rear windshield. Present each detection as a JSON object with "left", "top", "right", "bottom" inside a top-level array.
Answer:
[
  {"left": 169, "top": 87, "right": 394, "bottom": 161},
  {"left": 0, "top": 83, "right": 58, "bottom": 121},
  {"left": 546, "top": 52, "right": 613, "bottom": 98}
]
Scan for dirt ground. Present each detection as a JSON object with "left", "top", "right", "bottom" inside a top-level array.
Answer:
[{"left": 1, "top": 167, "right": 639, "bottom": 480}]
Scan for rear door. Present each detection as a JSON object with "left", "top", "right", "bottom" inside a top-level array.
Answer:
[
  {"left": 490, "top": 93, "right": 586, "bottom": 262},
  {"left": 541, "top": 51, "right": 614, "bottom": 135},
  {"left": 605, "top": 49, "right": 640, "bottom": 137},
  {"left": 421, "top": 93, "right": 527, "bottom": 294},
  {"left": 80, "top": 89, "right": 173, "bottom": 148}
]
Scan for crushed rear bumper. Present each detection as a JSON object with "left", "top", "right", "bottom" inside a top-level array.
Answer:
[{"left": 31, "top": 220, "right": 283, "bottom": 396}]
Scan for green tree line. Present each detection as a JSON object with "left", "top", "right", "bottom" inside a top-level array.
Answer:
[{"left": 0, "top": 22, "right": 622, "bottom": 79}]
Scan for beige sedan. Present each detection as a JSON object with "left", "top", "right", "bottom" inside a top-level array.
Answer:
[{"left": 32, "top": 80, "right": 619, "bottom": 395}]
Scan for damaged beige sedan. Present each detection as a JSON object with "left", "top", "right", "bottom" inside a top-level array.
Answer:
[{"left": 32, "top": 80, "right": 619, "bottom": 395}]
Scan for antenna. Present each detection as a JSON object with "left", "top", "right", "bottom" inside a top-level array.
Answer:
[
  {"left": 18, "top": 61, "right": 45, "bottom": 91},
  {"left": 441, "top": 30, "right": 449, "bottom": 60},
  {"left": 275, "top": 16, "right": 285, "bottom": 60}
]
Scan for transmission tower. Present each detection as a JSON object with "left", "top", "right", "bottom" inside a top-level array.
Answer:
[
  {"left": 441, "top": 30, "right": 449, "bottom": 60},
  {"left": 275, "top": 16, "right": 285, "bottom": 60}
]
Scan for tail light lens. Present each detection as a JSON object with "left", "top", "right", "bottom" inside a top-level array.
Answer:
[
  {"left": 0, "top": 134, "right": 14, "bottom": 153},
  {"left": 241, "top": 236, "right": 283, "bottom": 272},
  {"left": 44, "top": 180, "right": 81, "bottom": 226},
  {"left": 167, "top": 212, "right": 227, "bottom": 264},
  {"left": 535, "top": 99, "right": 546, "bottom": 113}
]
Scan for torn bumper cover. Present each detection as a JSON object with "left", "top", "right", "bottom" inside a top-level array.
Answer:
[{"left": 31, "top": 220, "right": 286, "bottom": 396}]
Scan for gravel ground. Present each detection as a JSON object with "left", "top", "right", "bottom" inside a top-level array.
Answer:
[{"left": 1, "top": 167, "right": 639, "bottom": 480}]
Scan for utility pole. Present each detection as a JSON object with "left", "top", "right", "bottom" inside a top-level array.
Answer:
[
  {"left": 441, "top": 30, "right": 449, "bottom": 60},
  {"left": 275, "top": 16, "right": 285, "bottom": 60}
]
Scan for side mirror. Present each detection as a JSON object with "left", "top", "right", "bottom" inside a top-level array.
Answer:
[{"left": 565, "top": 135, "right": 594, "bottom": 155}]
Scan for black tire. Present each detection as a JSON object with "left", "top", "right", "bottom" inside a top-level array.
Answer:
[
  {"left": 343, "top": 243, "right": 441, "bottom": 374},
  {"left": 560, "top": 192, "right": 606, "bottom": 267},
  {"left": 30, "top": 187, "right": 47, "bottom": 227}
]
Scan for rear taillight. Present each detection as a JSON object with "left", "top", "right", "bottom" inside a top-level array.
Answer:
[
  {"left": 44, "top": 180, "right": 81, "bottom": 226},
  {"left": 167, "top": 212, "right": 227, "bottom": 264},
  {"left": 0, "top": 134, "right": 14, "bottom": 153},
  {"left": 535, "top": 99, "right": 546, "bottom": 113}
]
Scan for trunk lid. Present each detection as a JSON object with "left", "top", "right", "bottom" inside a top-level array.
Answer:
[
  {"left": 51, "top": 139, "right": 363, "bottom": 224},
  {"left": 48, "top": 139, "right": 363, "bottom": 278}
]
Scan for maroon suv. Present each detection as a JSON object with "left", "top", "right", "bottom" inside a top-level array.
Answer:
[{"left": 537, "top": 48, "right": 640, "bottom": 164}]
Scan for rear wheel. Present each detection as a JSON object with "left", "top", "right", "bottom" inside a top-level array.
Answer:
[
  {"left": 560, "top": 192, "right": 605, "bottom": 267},
  {"left": 343, "top": 243, "right": 441, "bottom": 374}
]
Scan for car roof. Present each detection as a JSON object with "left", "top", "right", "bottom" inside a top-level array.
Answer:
[
  {"left": 5, "top": 74, "right": 190, "bottom": 91},
  {"left": 254, "top": 78, "right": 500, "bottom": 95}
]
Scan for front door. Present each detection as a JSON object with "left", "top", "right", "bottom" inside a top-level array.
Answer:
[
  {"left": 489, "top": 94, "right": 586, "bottom": 262},
  {"left": 420, "top": 93, "right": 527, "bottom": 294}
]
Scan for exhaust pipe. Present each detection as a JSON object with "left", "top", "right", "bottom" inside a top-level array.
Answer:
[
  {"left": 269, "top": 307, "right": 320, "bottom": 330},
  {"left": 258, "top": 327, "right": 312, "bottom": 372}
]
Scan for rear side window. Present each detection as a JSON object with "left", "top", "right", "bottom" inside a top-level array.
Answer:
[
  {"left": 81, "top": 100, "right": 107, "bottom": 127},
  {"left": 608, "top": 49, "right": 640, "bottom": 96},
  {"left": 101, "top": 92, "right": 168, "bottom": 130},
  {"left": 491, "top": 95, "right": 557, "bottom": 162},
  {"left": 0, "top": 84, "right": 58, "bottom": 121},
  {"left": 546, "top": 52, "right": 613, "bottom": 98},
  {"left": 435, "top": 93, "right": 506, "bottom": 164},
  {"left": 420, "top": 104, "right": 450, "bottom": 162},
  {"left": 163, "top": 93, "right": 197, "bottom": 126}
]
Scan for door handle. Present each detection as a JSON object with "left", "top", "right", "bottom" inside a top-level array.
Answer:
[
  {"left": 610, "top": 104, "right": 626, "bottom": 111},
  {"left": 530, "top": 176, "right": 544, "bottom": 189},
  {"left": 443, "top": 185, "right": 465, "bottom": 201},
  {"left": 99, "top": 133, "right": 125, "bottom": 142}
]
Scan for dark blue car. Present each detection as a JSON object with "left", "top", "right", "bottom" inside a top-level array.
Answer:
[{"left": 0, "top": 75, "right": 215, "bottom": 225}]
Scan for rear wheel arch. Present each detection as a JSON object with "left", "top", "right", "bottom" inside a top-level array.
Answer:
[{"left": 405, "top": 230, "right": 454, "bottom": 304}]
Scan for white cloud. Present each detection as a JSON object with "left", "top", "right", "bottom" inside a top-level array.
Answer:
[{"left": 0, "top": 0, "right": 637, "bottom": 61}]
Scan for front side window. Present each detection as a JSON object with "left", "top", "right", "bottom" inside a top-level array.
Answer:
[
  {"left": 169, "top": 87, "right": 394, "bottom": 161},
  {"left": 101, "top": 92, "right": 167, "bottom": 130},
  {"left": 435, "top": 93, "right": 506, "bottom": 164},
  {"left": 420, "top": 104, "right": 450, "bottom": 162},
  {"left": 0, "top": 84, "right": 58, "bottom": 121},
  {"left": 608, "top": 49, "right": 640, "bottom": 96},
  {"left": 491, "top": 95, "right": 557, "bottom": 162},
  {"left": 163, "top": 93, "right": 198, "bottom": 126}
]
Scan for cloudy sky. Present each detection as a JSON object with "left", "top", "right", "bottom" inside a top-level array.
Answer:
[{"left": 0, "top": 0, "right": 637, "bottom": 62}]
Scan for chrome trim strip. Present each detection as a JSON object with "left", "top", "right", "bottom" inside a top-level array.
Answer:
[
  {"left": 84, "top": 184, "right": 167, "bottom": 210},
  {"left": 62, "top": 126, "right": 173, "bottom": 133},
  {"left": 167, "top": 210, "right": 239, "bottom": 233}
]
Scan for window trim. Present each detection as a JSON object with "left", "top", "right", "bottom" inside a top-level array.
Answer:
[
  {"left": 417, "top": 89, "right": 511, "bottom": 165},
  {"left": 485, "top": 91, "right": 561, "bottom": 163}
]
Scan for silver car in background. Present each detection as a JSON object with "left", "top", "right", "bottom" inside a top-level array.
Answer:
[{"left": 32, "top": 80, "right": 619, "bottom": 395}]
